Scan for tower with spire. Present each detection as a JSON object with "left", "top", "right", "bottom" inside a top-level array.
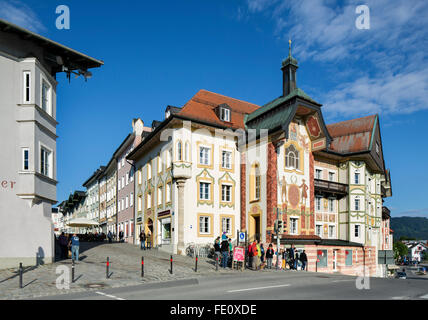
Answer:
[{"left": 281, "top": 39, "right": 299, "bottom": 97}]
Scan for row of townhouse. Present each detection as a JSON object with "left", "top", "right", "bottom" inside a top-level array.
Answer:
[{"left": 60, "top": 47, "right": 394, "bottom": 277}]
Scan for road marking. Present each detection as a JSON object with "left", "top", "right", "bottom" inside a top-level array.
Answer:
[
  {"left": 227, "top": 284, "right": 290, "bottom": 293},
  {"left": 95, "top": 291, "right": 125, "bottom": 300},
  {"left": 332, "top": 280, "right": 354, "bottom": 283},
  {"left": 419, "top": 294, "right": 428, "bottom": 299},
  {"left": 391, "top": 296, "right": 409, "bottom": 300}
]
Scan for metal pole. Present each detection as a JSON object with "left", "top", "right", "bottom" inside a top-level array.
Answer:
[
  {"left": 141, "top": 256, "right": 144, "bottom": 277},
  {"left": 195, "top": 255, "right": 198, "bottom": 272},
  {"left": 72, "top": 259, "right": 75, "bottom": 283},
  {"left": 19, "top": 263, "right": 23, "bottom": 289},
  {"left": 216, "top": 254, "right": 219, "bottom": 271},
  {"left": 170, "top": 255, "right": 173, "bottom": 274},
  {"left": 244, "top": 231, "right": 247, "bottom": 270},
  {"left": 106, "top": 257, "right": 109, "bottom": 279}
]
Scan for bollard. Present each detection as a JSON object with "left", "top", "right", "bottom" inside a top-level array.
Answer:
[
  {"left": 141, "top": 256, "right": 144, "bottom": 278},
  {"left": 170, "top": 255, "right": 173, "bottom": 274},
  {"left": 19, "top": 263, "right": 23, "bottom": 289},
  {"left": 195, "top": 255, "right": 198, "bottom": 272},
  {"left": 216, "top": 254, "right": 219, "bottom": 271},
  {"left": 106, "top": 257, "right": 110, "bottom": 279},
  {"left": 71, "top": 259, "right": 75, "bottom": 283}
]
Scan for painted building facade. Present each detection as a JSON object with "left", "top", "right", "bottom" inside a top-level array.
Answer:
[{"left": 0, "top": 19, "right": 102, "bottom": 269}]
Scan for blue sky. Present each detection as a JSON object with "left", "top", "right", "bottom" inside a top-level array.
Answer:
[{"left": 1, "top": 0, "right": 427, "bottom": 217}]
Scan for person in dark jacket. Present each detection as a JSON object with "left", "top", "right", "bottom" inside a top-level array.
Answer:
[
  {"left": 300, "top": 250, "right": 308, "bottom": 271},
  {"left": 295, "top": 251, "right": 300, "bottom": 270},
  {"left": 265, "top": 244, "right": 274, "bottom": 269},
  {"left": 139, "top": 231, "right": 146, "bottom": 250},
  {"left": 288, "top": 245, "right": 295, "bottom": 270},
  {"left": 214, "top": 238, "right": 221, "bottom": 264},
  {"left": 58, "top": 232, "right": 68, "bottom": 259},
  {"left": 220, "top": 235, "right": 229, "bottom": 268}
]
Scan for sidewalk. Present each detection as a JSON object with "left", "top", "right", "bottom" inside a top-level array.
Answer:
[{"left": 0, "top": 242, "right": 267, "bottom": 300}]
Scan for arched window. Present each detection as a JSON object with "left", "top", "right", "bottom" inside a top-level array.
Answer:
[{"left": 286, "top": 144, "right": 299, "bottom": 170}]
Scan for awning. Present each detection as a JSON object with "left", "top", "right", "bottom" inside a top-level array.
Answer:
[{"left": 66, "top": 218, "right": 99, "bottom": 227}]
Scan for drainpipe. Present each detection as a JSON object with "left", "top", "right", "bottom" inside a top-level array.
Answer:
[{"left": 363, "top": 246, "right": 366, "bottom": 276}]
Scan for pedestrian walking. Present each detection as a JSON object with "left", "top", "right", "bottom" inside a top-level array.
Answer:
[
  {"left": 300, "top": 250, "right": 308, "bottom": 271},
  {"left": 147, "top": 230, "right": 152, "bottom": 249},
  {"left": 58, "top": 232, "right": 68, "bottom": 259},
  {"left": 282, "top": 248, "right": 287, "bottom": 270},
  {"left": 69, "top": 233, "right": 80, "bottom": 261},
  {"left": 107, "top": 230, "right": 113, "bottom": 243},
  {"left": 139, "top": 231, "right": 146, "bottom": 250},
  {"left": 220, "top": 234, "right": 229, "bottom": 268},
  {"left": 266, "top": 244, "right": 274, "bottom": 269},
  {"left": 119, "top": 230, "right": 124, "bottom": 243}
]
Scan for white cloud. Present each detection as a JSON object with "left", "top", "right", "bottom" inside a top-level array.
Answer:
[
  {"left": 0, "top": 0, "right": 46, "bottom": 33},
  {"left": 244, "top": 0, "right": 428, "bottom": 117}
]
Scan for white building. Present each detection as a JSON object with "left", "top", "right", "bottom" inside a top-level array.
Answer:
[{"left": 0, "top": 19, "right": 102, "bottom": 269}]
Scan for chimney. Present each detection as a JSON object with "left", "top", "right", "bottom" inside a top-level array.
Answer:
[
  {"left": 281, "top": 39, "right": 298, "bottom": 97},
  {"left": 132, "top": 118, "right": 144, "bottom": 147}
]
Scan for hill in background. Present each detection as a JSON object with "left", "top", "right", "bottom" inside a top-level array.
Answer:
[{"left": 391, "top": 217, "right": 428, "bottom": 241}]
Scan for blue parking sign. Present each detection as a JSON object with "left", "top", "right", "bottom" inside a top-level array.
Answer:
[{"left": 239, "top": 232, "right": 245, "bottom": 242}]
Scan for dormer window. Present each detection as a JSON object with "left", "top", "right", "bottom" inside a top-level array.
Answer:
[
  {"left": 217, "top": 104, "right": 231, "bottom": 122},
  {"left": 220, "top": 107, "right": 230, "bottom": 122}
]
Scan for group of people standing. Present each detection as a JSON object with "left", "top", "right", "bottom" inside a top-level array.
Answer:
[
  {"left": 139, "top": 230, "right": 152, "bottom": 250},
  {"left": 57, "top": 232, "right": 80, "bottom": 261},
  {"left": 248, "top": 241, "right": 308, "bottom": 271},
  {"left": 214, "top": 233, "right": 233, "bottom": 268}
]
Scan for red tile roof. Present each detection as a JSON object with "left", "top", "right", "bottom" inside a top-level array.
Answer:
[
  {"left": 327, "top": 115, "right": 377, "bottom": 154},
  {"left": 178, "top": 89, "right": 260, "bottom": 129}
]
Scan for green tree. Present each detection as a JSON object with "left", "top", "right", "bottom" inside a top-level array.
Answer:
[{"left": 393, "top": 241, "right": 408, "bottom": 261}]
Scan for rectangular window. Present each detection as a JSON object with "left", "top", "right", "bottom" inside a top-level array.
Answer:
[
  {"left": 222, "top": 150, "right": 232, "bottom": 169},
  {"left": 329, "top": 225, "right": 335, "bottom": 238},
  {"left": 126, "top": 196, "right": 129, "bottom": 209},
  {"left": 355, "top": 198, "right": 360, "bottom": 211},
  {"left": 138, "top": 196, "right": 142, "bottom": 211},
  {"left": 316, "top": 196, "right": 322, "bottom": 212},
  {"left": 222, "top": 217, "right": 232, "bottom": 235},
  {"left": 23, "top": 71, "right": 31, "bottom": 103},
  {"left": 354, "top": 172, "right": 360, "bottom": 184},
  {"left": 290, "top": 218, "right": 298, "bottom": 235},
  {"left": 147, "top": 193, "right": 152, "bottom": 209},
  {"left": 376, "top": 142, "right": 380, "bottom": 155},
  {"left": 40, "top": 147, "right": 51, "bottom": 177},
  {"left": 147, "top": 163, "right": 152, "bottom": 179},
  {"left": 199, "top": 182, "right": 210, "bottom": 200},
  {"left": 255, "top": 175, "right": 261, "bottom": 200},
  {"left": 130, "top": 193, "right": 134, "bottom": 207},
  {"left": 22, "top": 148, "right": 29, "bottom": 170},
  {"left": 166, "top": 182, "right": 172, "bottom": 203},
  {"left": 199, "top": 216, "right": 210, "bottom": 234},
  {"left": 315, "top": 169, "right": 322, "bottom": 179},
  {"left": 158, "top": 186, "right": 163, "bottom": 205},
  {"left": 168, "top": 149, "right": 172, "bottom": 168},
  {"left": 41, "top": 80, "right": 50, "bottom": 113},
  {"left": 355, "top": 225, "right": 360, "bottom": 237},
  {"left": 126, "top": 172, "right": 129, "bottom": 185},
  {"left": 118, "top": 179, "right": 121, "bottom": 191},
  {"left": 328, "top": 198, "right": 335, "bottom": 213},
  {"left": 199, "top": 147, "right": 210, "bottom": 165},
  {"left": 316, "top": 225, "right": 322, "bottom": 237},
  {"left": 138, "top": 170, "right": 142, "bottom": 185},
  {"left": 221, "top": 184, "right": 232, "bottom": 202},
  {"left": 122, "top": 176, "right": 125, "bottom": 188},
  {"left": 329, "top": 172, "right": 335, "bottom": 181},
  {"left": 220, "top": 107, "right": 230, "bottom": 122}
]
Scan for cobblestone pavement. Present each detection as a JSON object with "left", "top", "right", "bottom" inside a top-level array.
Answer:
[{"left": 0, "top": 242, "right": 267, "bottom": 300}]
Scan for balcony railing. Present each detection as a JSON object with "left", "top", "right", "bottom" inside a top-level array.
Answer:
[{"left": 314, "top": 179, "right": 348, "bottom": 196}]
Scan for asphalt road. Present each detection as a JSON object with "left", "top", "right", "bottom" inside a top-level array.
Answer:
[{"left": 38, "top": 266, "right": 428, "bottom": 300}]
